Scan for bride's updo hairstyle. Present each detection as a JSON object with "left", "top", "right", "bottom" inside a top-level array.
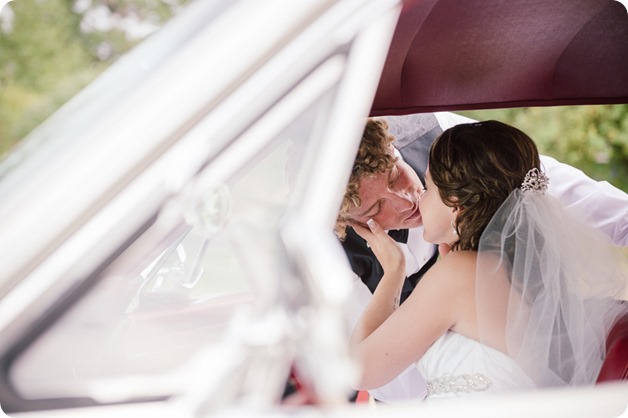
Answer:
[{"left": 428, "top": 121, "right": 541, "bottom": 251}]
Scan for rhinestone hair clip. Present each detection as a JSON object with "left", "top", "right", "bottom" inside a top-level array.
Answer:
[{"left": 520, "top": 167, "right": 549, "bottom": 193}]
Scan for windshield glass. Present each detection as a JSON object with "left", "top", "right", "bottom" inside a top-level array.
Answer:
[
  {"left": 8, "top": 86, "right": 338, "bottom": 401},
  {"left": 0, "top": 0, "right": 232, "bottom": 178},
  {"left": 0, "top": 0, "right": 239, "bottom": 297}
]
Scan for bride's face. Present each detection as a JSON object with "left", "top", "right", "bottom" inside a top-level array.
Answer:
[{"left": 419, "top": 168, "right": 458, "bottom": 245}]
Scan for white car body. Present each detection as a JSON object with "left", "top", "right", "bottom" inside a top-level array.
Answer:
[{"left": 0, "top": 0, "right": 626, "bottom": 417}]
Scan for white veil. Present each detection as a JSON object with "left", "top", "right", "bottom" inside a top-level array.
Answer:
[{"left": 476, "top": 170, "right": 627, "bottom": 388}]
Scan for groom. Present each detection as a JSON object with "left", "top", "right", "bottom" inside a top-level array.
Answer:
[{"left": 338, "top": 112, "right": 628, "bottom": 403}]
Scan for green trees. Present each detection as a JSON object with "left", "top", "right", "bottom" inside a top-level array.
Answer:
[
  {"left": 462, "top": 106, "right": 628, "bottom": 193},
  {"left": 1, "top": 1, "right": 627, "bottom": 195},
  {"left": 1, "top": 0, "right": 90, "bottom": 152},
  {"left": 0, "top": 0, "right": 187, "bottom": 157}
]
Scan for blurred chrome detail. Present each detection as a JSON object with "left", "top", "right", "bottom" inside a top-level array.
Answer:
[
  {"left": 182, "top": 184, "right": 233, "bottom": 237},
  {"left": 0, "top": 0, "right": 403, "bottom": 415}
]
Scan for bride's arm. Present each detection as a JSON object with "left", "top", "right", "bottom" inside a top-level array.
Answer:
[
  {"left": 349, "top": 219, "right": 464, "bottom": 389},
  {"left": 349, "top": 219, "right": 407, "bottom": 348}
]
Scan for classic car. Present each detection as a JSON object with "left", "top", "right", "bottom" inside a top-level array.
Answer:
[{"left": 0, "top": 0, "right": 626, "bottom": 417}]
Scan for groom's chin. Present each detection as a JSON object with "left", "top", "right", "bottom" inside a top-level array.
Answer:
[{"left": 404, "top": 217, "right": 423, "bottom": 230}]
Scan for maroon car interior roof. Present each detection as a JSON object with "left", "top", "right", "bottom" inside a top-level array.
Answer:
[{"left": 370, "top": 0, "right": 628, "bottom": 116}]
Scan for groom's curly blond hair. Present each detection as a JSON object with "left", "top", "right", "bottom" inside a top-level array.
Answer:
[{"left": 335, "top": 119, "right": 397, "bottom": 240}]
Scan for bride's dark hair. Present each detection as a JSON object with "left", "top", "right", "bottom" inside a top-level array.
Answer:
[{"left": 428, "top": 120, "right": 541, "bottom": 251}]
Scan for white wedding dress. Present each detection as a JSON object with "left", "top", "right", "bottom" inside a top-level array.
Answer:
[
  {"left": 416, "top": 331, "right": 536, "bottom": 400},
  {"left": 414, "top": 174, "right": 626, "bottom": 400}
]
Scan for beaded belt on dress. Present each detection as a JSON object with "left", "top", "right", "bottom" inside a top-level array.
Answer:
[{"left": 426, "top": 374, "right": 492, "bottom": 397}]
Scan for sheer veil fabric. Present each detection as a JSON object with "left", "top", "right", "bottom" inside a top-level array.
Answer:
[{"left": 476, "top": 185, "right": 627, "bottom": 388}]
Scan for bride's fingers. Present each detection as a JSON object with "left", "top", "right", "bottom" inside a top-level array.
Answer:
[
  {"left": 366, "top": 218, "right": 384, "bottom": 234},
  {"left": 348, "top": 219, "right": 395, "bottom": 254},
  {"left": 361, "top": 219, "right": 405, "bottom": 273},
  {"left": 347, "top": 220, "right": 369, "bottom": 235},
  {"left": 362, "top": 219, "right": 390, "bottom": 248}
]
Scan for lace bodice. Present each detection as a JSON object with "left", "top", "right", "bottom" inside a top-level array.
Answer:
[{"left": 416, "top": 331, "right": 536, "bottom": 399}]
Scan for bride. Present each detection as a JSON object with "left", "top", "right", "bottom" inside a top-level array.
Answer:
[{"left": 349, "top": 120, "right": 627, "bottom": 399}]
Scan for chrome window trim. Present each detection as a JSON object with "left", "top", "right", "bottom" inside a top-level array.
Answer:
[
  {"left": 0, "top": 0, "right": 334, "bottom": 295},
  {"left": 0, "top": 0, "right": 402, "bottom": 413}
]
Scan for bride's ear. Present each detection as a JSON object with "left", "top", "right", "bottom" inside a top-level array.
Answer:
[
  {"left": 450, "top": 205, "right": 460, "bottom": 223},
  {"left": 451, "top": 206, "right": 462, "bottom": 227}
]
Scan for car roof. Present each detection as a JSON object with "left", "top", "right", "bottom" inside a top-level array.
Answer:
[{"left": 371, "top": 0, "right": 628, "bottom": 115}]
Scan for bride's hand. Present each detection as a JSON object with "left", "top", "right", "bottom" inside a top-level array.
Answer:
[{"left": 350, "top": 219, "right": 405, "bottom": 276}]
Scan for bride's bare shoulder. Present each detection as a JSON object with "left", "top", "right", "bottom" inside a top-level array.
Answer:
[
  {"left": 418, "top": 250, "right": 478, "bottom": 290},
  {"left": 438, "top": 250, "right": 478, "bottom": 270}
]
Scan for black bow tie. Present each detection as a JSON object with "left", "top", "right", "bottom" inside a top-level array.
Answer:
[{"left": 387, "top": 228, "right": 409, "bottom": 244}]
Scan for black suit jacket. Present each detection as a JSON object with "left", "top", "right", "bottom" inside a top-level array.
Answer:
[{"left": 341, "top": 114, "right": 443, "bottom": 303}]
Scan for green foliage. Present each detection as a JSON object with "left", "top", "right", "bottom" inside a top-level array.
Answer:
[
  {"left": 1, "top": 0, "right": 96, "bottom": 154},
  {"left": 1, "top": 0, "right": 88, "bottom": 91},
  {"left": 0, "top": 0, "right": 188, "bottom": 158},
  {"left": 1, "top": 0, "right": 627, "bottom": 198},
  {"left": 461, "top": 105, "right": 628, "bottom": 193}
]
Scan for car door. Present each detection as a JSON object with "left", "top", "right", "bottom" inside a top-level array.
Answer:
[{"left": 0, "top": 0, "right": 401, "bottom": 415}]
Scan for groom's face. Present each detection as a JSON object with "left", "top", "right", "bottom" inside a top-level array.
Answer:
[{"left": 348, "top": 156, "right": 425, "bottom": 231}]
